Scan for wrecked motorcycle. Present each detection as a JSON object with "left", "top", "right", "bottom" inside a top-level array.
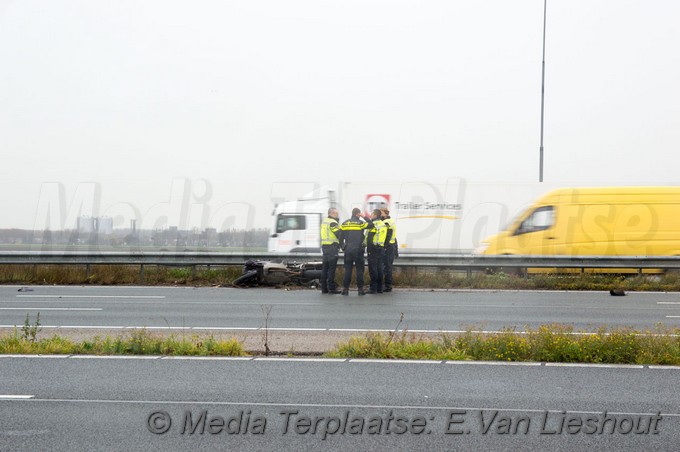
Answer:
[{"left": 233, "top": 259, "right": 323, "bottom": 287}]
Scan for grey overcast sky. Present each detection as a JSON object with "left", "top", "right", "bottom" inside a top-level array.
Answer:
[{"left": 1, "top": 0, "right": 679, "bottom": 231}]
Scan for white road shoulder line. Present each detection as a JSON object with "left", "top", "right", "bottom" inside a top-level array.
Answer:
[
  {"left": 252, "top": 357, "right": 346, "bottom": 362},
  {"left": 544, "top": 363, "right": 644, "bottom": 369},
  {"left": 1, "top": 354, "right": 680, "bottom": 369},
  {"left": 16, "top": 295, "right": 165, "bottom": 299},
  {"left": 348, "top": 358, "right": 441, "bottom": 364},
  {"left": 0, "top": 308, "right": 102, "bottom": 311},
  {"left": 69, "top": 355, "right": 161, "bottom": 360},
  {"left": 446, "top": 360, "right": 542, "bottom": 367},
  {"left": 161, "top": 356, "right": 254, "bottom": 361},
  {"left": 0, "top": 395, "right": 35, "bottom": 399}
]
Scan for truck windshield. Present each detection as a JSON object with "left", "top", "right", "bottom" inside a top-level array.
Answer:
[{"left": 276, "top": 215, "right": 306, "bottom": 234}]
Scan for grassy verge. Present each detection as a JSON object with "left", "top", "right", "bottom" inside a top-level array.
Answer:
[
  {"left": 1, "top": 264, "right": 680, "bottom": 291},
  {"left": 0, "top": 264, "right": 242, "bottom": 286},
  {"left": 0, "top": 328, "right": 247, "bottom": 356},
  {"left": 391, "top": 269, "right": 680, "bottom": 291},
  {"left": 325, "top": 324, "right": 680, "bottom": 365},
  {"left": 4, "top": 323, "right": 680, "bottom": 365}
]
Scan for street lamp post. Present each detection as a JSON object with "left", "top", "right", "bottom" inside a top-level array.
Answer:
[{"left": 539, "top": 0, "right": 547, "bottom": 182}]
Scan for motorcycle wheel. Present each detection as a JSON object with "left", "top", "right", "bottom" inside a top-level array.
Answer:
[{"left": 233, "top": 270, "right": 259, "bottom": 287}]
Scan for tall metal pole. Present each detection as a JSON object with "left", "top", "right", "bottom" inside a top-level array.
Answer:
[{"left": 539, "top": 0, "right": 547, "bottom": 182}]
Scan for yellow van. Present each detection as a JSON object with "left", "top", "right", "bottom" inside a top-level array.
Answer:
[{"left": 478, "top": 187, "right": 680, "bottom": 262}]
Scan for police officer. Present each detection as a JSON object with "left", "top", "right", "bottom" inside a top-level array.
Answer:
[
  {"left": 340, "top": 208, "right": 372, "bottom": 296},
  {"left": 320, "top": 207, "right": 342, "bottom": 294},
  {"left": 380, "top": 208, "right": 397, "bottom": 292},
  {"left": 366, "top": 209, "right": 387, "bottom": 294}
]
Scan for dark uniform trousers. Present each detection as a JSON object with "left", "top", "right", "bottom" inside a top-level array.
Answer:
[
  {"left": 321, "top": 244, "right": 339, "bottom": 292},
  {"left": 343, "top": 247, "right": 365, "bottom": 290},
  {"left": 383, "top": 243, "right": 396, "bottom": 291},
  {"left": 367, "top": 245, "right": 385, "bottom": 293}
]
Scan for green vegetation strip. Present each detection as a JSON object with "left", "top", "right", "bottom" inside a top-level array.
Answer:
[
  {"left": 0, "top": 264, "right": 242, "bottom": 286},
  {"left": 3, "top": 264, "right": 680, "bottom": 291},
  {"left": 325, "top": 325, "right": 680, "bottom": 365},
  {"left": 5, "top": 324, "right": 680, "bottom": 366},
  {"left": 0, "top": 329, "right": 246, "bottom": 357}
]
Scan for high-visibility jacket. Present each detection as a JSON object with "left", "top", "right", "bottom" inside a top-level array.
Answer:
[
  {"left": 320, "top": 217, "right": 341, "bottom": 246},
  {"left": 367, "top": 219, "right": 387, "bottom": 247},
  {"left": 383, "top": 216, "right": 397, "bottom": 245}
]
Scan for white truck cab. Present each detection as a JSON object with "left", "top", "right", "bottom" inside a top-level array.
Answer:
[{"left": 267, "top": 190, "right": 335, "bottom": 254}]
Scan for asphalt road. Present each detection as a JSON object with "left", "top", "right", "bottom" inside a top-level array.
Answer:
[
  {"left": 1, "top": 356, "right": 678, "bottom": 451},
  {"left": 2, "top": 285, "right": 680, "bottom": 332}
]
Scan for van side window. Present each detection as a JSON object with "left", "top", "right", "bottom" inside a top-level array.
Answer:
[
  {"left": 276, "top": 215, "right": 306, "bottom": 233},
  {"left": 514, "top": 206, "right": 555, "bottom": 235}
]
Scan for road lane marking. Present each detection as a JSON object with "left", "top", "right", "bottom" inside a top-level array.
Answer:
[
  {"left": 16, "top": 295, "right": 165, "bottom": 299},
  {"left": 0, "top": 395, "right": 35, "bottom": 399},
  {"left": 3, "top": 354, "right": 677, "bottom": 371},
  {"left": 0, "top": 308, "right": 102, "bottom": 311},
  {"left": 1, "top": 325, "right": 679, "bottom": 337},
  {"left": 348, "top": 359, "right": 441, "bottom": 364},
  {"left": 251, "top": 357, "right": 347, "bottom": 362},
  {"left": 545, "top": 363, "right": 644, "bottom": 369},
  {"left": 6, "top": 297, "right": 664, "bottom": 310},
  {"left": 446, "top": 361, "right": 542, "bottom": 367}
]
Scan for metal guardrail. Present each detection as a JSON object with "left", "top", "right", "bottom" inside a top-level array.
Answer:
[{"left": 1, "top": 251, "right": 680, "bottom": 271}]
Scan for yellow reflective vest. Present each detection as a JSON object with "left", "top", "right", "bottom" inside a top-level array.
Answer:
[
  {"left": 383, "top": 217, "right": 397, "bottom": 245},
  {"left": 368, "top": 219, "right": 387, "bottom": 247},
  {"left": 320, "top": 217, "right": 341, "bottom": 246}
]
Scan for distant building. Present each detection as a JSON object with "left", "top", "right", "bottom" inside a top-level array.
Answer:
[
  {"left": 76, "top": 216, "right": 113, "bottom": 234},
  {"left": 98, "top": 217, "right": 113, "bottom": 234},
  {"left": 77, "top": 216, "right": 96, "bottom": 233}
]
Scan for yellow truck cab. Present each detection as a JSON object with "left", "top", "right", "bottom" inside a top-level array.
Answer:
[{"left": 478, "top": 187, "right": 680, "bottom": 258}]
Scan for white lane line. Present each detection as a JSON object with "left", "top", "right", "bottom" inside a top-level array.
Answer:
[
  {"left": 267, "top": 327, "right": 328, "bottom": 332},
  {"left": 348, "top": 359, "right": 441, "bottom": 364},
  {"left": 2, "top": 354, "right": 680, "bottom": 370},
  {"left": 0, "top": 308, "right": 102, "bottom": 311},
  {"left": 3, "top": 397, "right": 676, "bottom": 417},
  {"left": 545, "top": 363, "right": 644, "bottom": 369},
  {"left": 0, "top": 355, "right": 71, "bottom": 359},
  {"left": 658, "top": 302, "right": 680, "bottom": 305},
  {"left": 69, "top": 356, "right": 161, "bottom": 360},
  {"left": 251, "top": 357, "right": 346, "bottom": 363},
  {"left": 0, "top": 325, "right": 677, "bottom": 337},
  {"left": 447, "top": 361, "right": 542, "bottom": 367},
  {"left": 161, "top": 356, "right": 254, "bottom": 361},
  {"left": 0, "top": 395, "right": 35, "bottom": 399},
  {"left": 16, "top": 295, "right": 165, "bottom": 299}
]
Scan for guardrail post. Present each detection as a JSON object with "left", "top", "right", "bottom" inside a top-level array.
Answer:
[
  {"left": 139, "top": 264, "right": 145, "bottom": 284},
  {"left": 86, "top": 264, "right": 91, "bottom": 280}
]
